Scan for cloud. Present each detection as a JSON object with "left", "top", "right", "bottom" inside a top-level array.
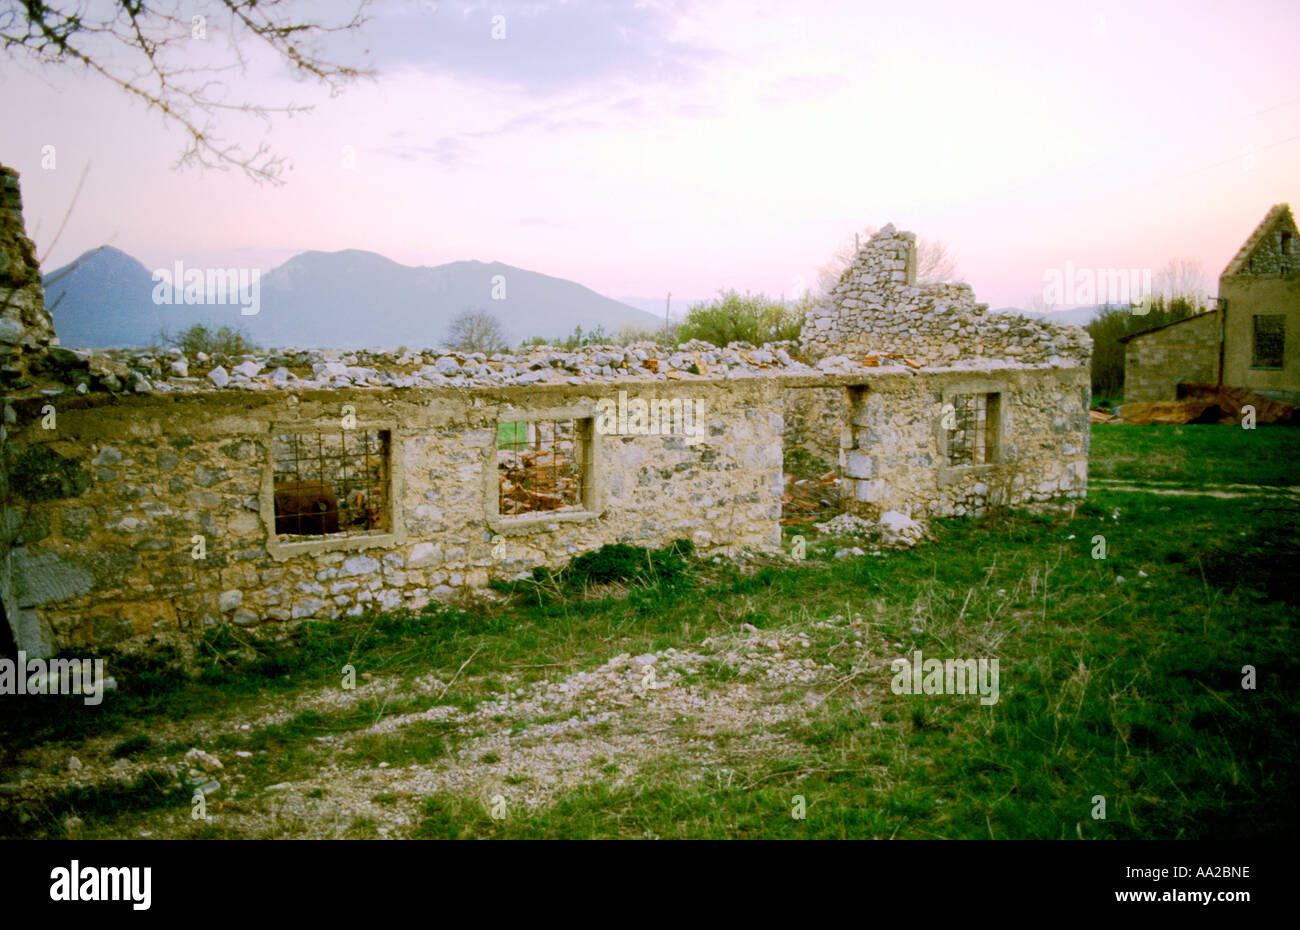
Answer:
[
  {"left": 375, "top": 102, "right": 610, "bottom": 166},
  {"left": 361, "top": 0, "right": 720, "bottom": 95},
  {"left": 376, "top": 136, "right": 471, "bottom": 167}
]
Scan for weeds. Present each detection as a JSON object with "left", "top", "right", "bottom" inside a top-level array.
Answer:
[{"left": 3, "top": 428, "right": 1296, "bottom": 840}]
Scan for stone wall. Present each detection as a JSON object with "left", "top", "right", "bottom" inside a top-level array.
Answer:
[
  {"left": 0, "top": 167, "right": 57, "bottom": 386},
  {"left": 4, "top": 381, "right": 782, "bottom": 654},
  {"left": 1221, "top": 279, "right": 1300, "bottom": 403},
  {"left": 826, "top": 367, "right": 1091, "bottom": 517},
  {"left": 801, "top": 225, "right": 1091, "bottom": 366},
  {"left": 778, "top": 386, "right": 849, "bottom": 471},
  {"left": 1222, "top": 204, "right": 1300, "bottom": 279},
  {"left": 1121, "top": 311, "right": 1222, "bottom": 404},
  {"left": 1220, "top": 205, "right": 1300, "bottom": 403},
  {"left": 5, "top": 362, "right": 1091, "bottom": 657}
]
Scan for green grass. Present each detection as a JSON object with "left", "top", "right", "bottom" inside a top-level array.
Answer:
[
  {"left": 409, "top": 492, "right": 1299, "bottom": 839},
  {"left": 0, "top": 768, "right": 196, "bottom": 838},
  {"left": 1089, "top": 423, "right": 1300, "bottom": 486},
  {"left": 4, "top": 425, "right": 1297, "bottom": 839},
  {"left": 352, "top": 720, "right": 455, "bottom": 767},
  {"left": 0, "top": 607, "right": 506, "bottom": 755}
]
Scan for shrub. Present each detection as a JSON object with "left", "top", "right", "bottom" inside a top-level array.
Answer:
[
  {"left": 568, "top": 543, "right": 646, "bottom": 585},
  {"left": 522, "top": 322, "right": 677, "bottom": 349},
  {"left": 157, "top": 323, "right": 258, "bottom": 357},
  {"left": 675, "top": 291, "right": 806, "bottom": 347},
  {"left": 525, "top": 539, "right": 697, "bottom": 592},
  {"left": 523, "top": 324, "right": 612, "bottom": 351}
]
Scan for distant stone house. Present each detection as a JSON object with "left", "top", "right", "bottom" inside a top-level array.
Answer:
[
  {"left": 1119, "top": 310, "right": 1222, "bottom": 404},
  {"left": 1122, "top": 204, "right": 1300, "bottom": 404}
]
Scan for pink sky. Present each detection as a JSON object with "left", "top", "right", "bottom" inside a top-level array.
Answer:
[{"left": 4, "top": 0, "right": 1298, "bottom": 311}]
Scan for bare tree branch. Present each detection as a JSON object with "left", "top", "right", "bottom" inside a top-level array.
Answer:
[
  {"left": 1, "top": 1, "right": 375, "bottom": 185},
  {"left": 1152, "top": 258, "right": 1208, "bottom": 307},
  {"left": 446, "top": 309, "right": 508, "bottom": 354}
]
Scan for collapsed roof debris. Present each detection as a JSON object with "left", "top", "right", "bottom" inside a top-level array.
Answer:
[
  {"left": 16, "top": 334, "right": 1086, "bottom": 400},
  {"left": 780, "top": 470, "right": 842, "bottom": 524}
]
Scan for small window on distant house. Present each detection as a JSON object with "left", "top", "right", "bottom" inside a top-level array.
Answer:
[
  {"left": 947, "top": 393, "right": 1000, "bottom": 466},
  {"left": 272, "top": 430, "right": 391, "bottom": 537},
  {"left": 497, "top": 419, "right": 591, "bottom": 516},
  {"left": 1252, "top": 315, "right": 1285, "bottom": 369},
  {"left": 1280, "top": 231, "right": 1293, "bottom": 256}
]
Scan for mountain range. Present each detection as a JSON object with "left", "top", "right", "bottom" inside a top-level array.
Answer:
[
  {"left": 41, "top": 246, "right": 1104, "bottom": 351},
  {"left": 993, "top": 305, "right": 1100, "bottom": 327},
  {"left": 42, "top": 246, "right": 664, "bottom": 349}
]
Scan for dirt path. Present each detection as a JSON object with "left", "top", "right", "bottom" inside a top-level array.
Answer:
[
  {"left": 1091, "top": 479, "right": 1300, "bottom": 500},
  {"left": 5, "top": 610, "right": 885, "bottom": 838}
]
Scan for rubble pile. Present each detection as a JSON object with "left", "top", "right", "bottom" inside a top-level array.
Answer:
[
  {"left": 810, "top": 509, "right": 928, "bottom": 554},
  {"left": 13, "top": 332, "right": 1085, "bottom": 398},
  {"left": 18, "top": 339, "right": 818, "bottom": 396},
  {"left": 498, "top": 447, "right": 582, "bottom": 515},
  {"left": 812, "top": 513, "right": 876, "bottom": 536},
  {"left": 780, "top": 470, "right": 843, "bottom": 523},
  {"left": 1116, "top": 384, "right": 1299, "bottom": 426}
]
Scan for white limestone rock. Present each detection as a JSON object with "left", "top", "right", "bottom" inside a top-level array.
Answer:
[{"left": 880, "top": 510, "right": 924, "bottom": 548}]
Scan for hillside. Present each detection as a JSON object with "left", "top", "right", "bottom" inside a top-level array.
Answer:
[{"left": 43, "top": 247, "right": 661, "bottom": 349}]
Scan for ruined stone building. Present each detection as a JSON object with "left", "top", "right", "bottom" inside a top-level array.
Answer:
[
  {"left": 1, "top": 166, "right": 1091, "bottom": 659},
  {"left": 1123, "top": 204, "right": 1300, "bottom": 405}
]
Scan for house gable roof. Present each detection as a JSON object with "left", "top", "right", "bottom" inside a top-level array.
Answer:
[
  {"left": 1222, "top": 204, "right": 1299, "bottom": 279},
  {"left": 1118, "top": 309, "right": 1219, "bottom": 344}
]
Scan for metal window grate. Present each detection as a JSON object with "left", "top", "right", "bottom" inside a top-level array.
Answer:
[
  {"left": 272, "top": 429, "right": 390, "bottom": 537},
  {"left": 948, "top": 394, "right": 994, "bottom": 466},
  {"left": 1252, "top": 314, "right": 1285, "bottom": 368},
  {"left": 497, "top": 419, "right": 588, "bottom": 516}
]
